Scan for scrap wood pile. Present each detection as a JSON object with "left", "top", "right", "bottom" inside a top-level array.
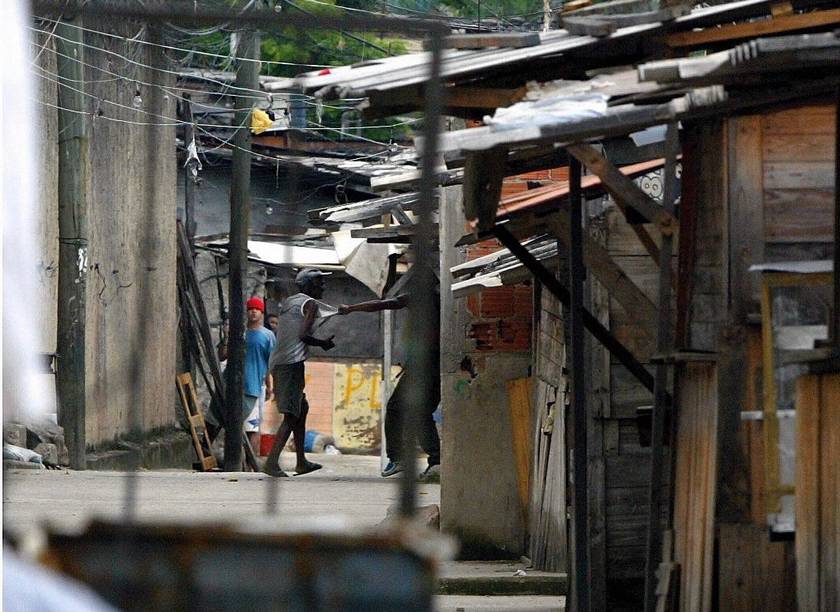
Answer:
[{"left": 176, "top": 221, "right": 259, "bottom": 471}]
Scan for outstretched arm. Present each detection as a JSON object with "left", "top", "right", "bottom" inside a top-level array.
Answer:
[
  {"left": 339, "top": 294, "right": 408, "bottom": 314},
  {"left": 299, "top": 299, "right": 335, "bottom": 350}
]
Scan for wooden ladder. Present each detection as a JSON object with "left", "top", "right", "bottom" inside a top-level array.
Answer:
[{"left": 176, "top": 373, "right": 218, "bottom": 471}]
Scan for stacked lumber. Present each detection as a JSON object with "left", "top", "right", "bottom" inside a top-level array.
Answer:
[{"left": 176, "top": 222, "right": 259, "bottom": 471}]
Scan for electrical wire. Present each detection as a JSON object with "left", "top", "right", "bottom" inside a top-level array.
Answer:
[
  {"left": 30, "top": 28, "right": 363, "bottom": 105},
  {"left": 30, "top": 25, "right": 274, "bottom": 98},
  {"left": 36, "top": 15, "right": 337, "bottom": 69},
  {"left": 30, "top": 7, "right": 66, "bottom": 66},
  {"left": 37, "top": 58, "right": 403, "bottom": 144},
  {"left": 304, "top": 117, "right": 421, "bottom": 131},
  {"left": 34, "top": 97, "right": 183, "bottom": 127},
  {"left": 29, "top": 16, "right": 416, "bottom": 149}
]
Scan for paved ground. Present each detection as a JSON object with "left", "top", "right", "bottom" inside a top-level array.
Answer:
[
  {"left": 3, "top": 453, "right": 437, "bottom": 535},
  {"left": 3, "top": 453, "right": 564, "bottom": 610}
]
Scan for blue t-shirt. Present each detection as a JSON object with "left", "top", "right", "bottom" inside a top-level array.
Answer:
[{"left": 244, "top": 327, "right": 276, "bottom": 397}]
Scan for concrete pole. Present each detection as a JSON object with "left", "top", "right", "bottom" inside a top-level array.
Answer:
[
  {"left": 181, "top": 94, "right": 197, "bottom": 243},
  {"left": 381, "top": 310, "right": 393, "bottom": 472},
  {"left": 55, "top": 19, "right": 89, "bottom": 470},
  {"left": 224, "top": 26, "right": 259, "bottom": 471}
]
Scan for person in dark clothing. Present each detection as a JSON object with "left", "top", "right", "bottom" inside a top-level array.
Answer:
[{"left": 339, "top": 288, "right": 440, "bottom": 479}]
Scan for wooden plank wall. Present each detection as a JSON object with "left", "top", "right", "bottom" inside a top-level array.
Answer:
[
  {"left": 763, "top": 105, "right": 836, "bottom": 244},
  {"left": 703, "top": 101, "right": 836, "bottom": 611},
  {"left": 795, "top": 372, "right": 840, "bottom": 612},
  {"left": 602, "top": 200, "right": 662, "bottom": 607},
  {"left": 673, "top": 362, "right": 718, "bottom": 612},
  {"left": 718, "top": 523, "right": 796, "bottom": 612},
  {"left": 528, "top": 285, "right": 568, "bottom": 572}
]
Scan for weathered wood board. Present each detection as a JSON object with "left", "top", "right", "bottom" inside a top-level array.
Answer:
[
  {"left": 673, "top": 362, "right": 718, "bottom": 612},
  {"left": 762, "top": 104, "right": 836, "bottom": 244},
  {"left": 718, "top": 524, "right": 796, "bottom": 612},
  {"left": 795, "top": 371, "right": 840, "bottom": 612}
]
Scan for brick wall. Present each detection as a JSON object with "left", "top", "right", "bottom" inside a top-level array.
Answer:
[
  {"left": 459, "top": 167, "right": 569, "bottom": 354},
  {"left": 303, "top": 361, "right": 335, "bottom": 436},
  {"left": 261, "top": 360, "right": 392, "bottom": 454}
]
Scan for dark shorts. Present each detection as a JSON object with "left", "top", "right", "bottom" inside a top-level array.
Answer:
[{"left": 273, "top": 362, "right": 309, "bottom": 419}]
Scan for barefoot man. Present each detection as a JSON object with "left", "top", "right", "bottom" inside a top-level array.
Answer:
[{"left": 263, "top": 269, "right": 336, "bottom": 477}]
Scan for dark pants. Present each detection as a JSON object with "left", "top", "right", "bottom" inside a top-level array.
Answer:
[{"left": 385, "top": 366, "right": 440, "bottom": 465}]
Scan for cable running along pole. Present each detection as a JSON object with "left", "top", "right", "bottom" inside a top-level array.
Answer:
[
  {"left": 223, "top": 24, "right": 259, "bottom": 471},
  {"left": 399, "top": 28, "right": 445, "bottom": 519}
]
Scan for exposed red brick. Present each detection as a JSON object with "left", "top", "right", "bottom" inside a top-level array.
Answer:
[
  {"left": 549, "top": 167, "right": 570, "bottom": 181},
  {"left": 468, "top": 322, "right": 496, "bottom": 351},
  {"left": 515, "top": 170, "right": 551, "bottom": 181},
  {"left": 479, "top": 286, "right": 517, "bottom": 318},
  {"left": 500, "top": 182, "right": 529, "bottom": 199},
  {"left": 466, "top": 294, "right": 480, "bottom": 317}
]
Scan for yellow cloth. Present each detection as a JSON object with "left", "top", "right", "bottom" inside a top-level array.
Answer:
[{"left": 250, "top": 109, "right": 273, "bottom": 134}]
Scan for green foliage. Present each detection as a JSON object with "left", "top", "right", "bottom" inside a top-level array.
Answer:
[
  {"left": 258, "top": 0, "right": 409, "bottom": 78},
  {"left": 389, "top": 0, "right": 547, "bottom": 22}
]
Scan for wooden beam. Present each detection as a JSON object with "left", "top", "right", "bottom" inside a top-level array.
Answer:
[
  {"left": 562, "top": 15, "right": 617, "bottom": 37},
  {"left": 350, "top": 224, "right": 438, "bottom": 240},
  {"left": 566, "top": 143, "right": 676, "bottom": 229},
  {"left": 463, "top": 149, "right": 507, "bottom": 231},
  {"left": 428, "top": 32, "right": 541, "bottom": 50},
  {"left": 666, "top": 8, "right": 840, "bottom": 49},
  {"left": 728, "top": 116, "right": 764, "bottom": 321},
  {"left": 445, "top": 86, "right": 528, "bottom": 110},
  {"left": 545, "top": 214, "right": 659, "bottom": 343},
  {"left": 495, "top": 225, "right": 656, "bottom": 393}
]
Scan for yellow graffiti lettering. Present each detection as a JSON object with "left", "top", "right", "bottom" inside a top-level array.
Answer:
[{"left": 343, "top": 367, "right": 366, "bottom": 406}]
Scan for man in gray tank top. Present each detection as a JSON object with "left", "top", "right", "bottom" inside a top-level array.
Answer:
[{"left": 263, "top": 269, "right": 337, "bottom": 477}]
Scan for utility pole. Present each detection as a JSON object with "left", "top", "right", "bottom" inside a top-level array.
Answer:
[
  {"left": 55, "top": 18, "right": 89, "bottom": 470},
  {"left": 223, "top": 25, "right": 259, "bottom": 471},
  {"left": 179, "top": 94, "right": 198, "bottom": 374},
  {"left": 181, "top": 93, "right": 198, "bottom": 244}
]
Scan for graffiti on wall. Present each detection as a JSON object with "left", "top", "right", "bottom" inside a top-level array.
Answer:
[{"left": 333, "top": 363, "right": 400, "bottom": 451}]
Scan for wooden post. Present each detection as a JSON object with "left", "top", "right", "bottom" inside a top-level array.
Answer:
[
  {"left": 55, "top": 19, "right": 89, "bottom": 470},
  {"left": 832, "top": 90, "right": 840, "bottom": 346},
  {"left": 643, "top": 122, "right": 680, "bottom": 612},
  {"left": 569, "top": 156, "right": 590, "bottom": 612},
  {"left": 224, "top": 25, "right": 259, "bottom": 472}
]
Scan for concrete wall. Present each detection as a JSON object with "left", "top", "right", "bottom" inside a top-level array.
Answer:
[
  {"left": 83, "top": 20, "right": 178, "bottom": 442},
  {"left": 24, "top": 30, "right": 61, "bottom": 426},
  {"left": 259, "top": 360, "right": 401, "bottom": 453},
  {"left": 439, "top": 184, "right": 533, "bottom": 557},
  {"left": 36, "top": 20, "right": 179, "bottom": 446}
]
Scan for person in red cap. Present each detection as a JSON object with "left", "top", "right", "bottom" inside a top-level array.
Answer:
[{"left": 243, "top": 296, "right": 275, "bottom": 451}]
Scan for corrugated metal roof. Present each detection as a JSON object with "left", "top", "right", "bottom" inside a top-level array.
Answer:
[
  {"left": 437, "top": 30, "right": 840, "bottom": 154},
  {"left": 263, "top": 0, "right": 803, "bottom": 100},
  {"left": 493, "top": 158, "right": 664, "bottom": 222}
]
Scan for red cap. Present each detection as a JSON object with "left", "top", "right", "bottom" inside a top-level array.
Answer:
[{"left": 246, "top": 297, "right": 265, "bottom": 312}]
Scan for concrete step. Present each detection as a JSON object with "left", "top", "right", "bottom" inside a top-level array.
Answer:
[
  {"left": 437, "top": 561, "right": 567, "bottom": 597},
  {"left": 436, "top": 595, "right": 565, "bottom": 612}
]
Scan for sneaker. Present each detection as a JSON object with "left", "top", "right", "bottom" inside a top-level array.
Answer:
[
  {"left": 381, "top": 461, "right": 404, "bottom": 478},
  {"left": 418, "top": 463, "right": 441, "bottom": 483}
]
